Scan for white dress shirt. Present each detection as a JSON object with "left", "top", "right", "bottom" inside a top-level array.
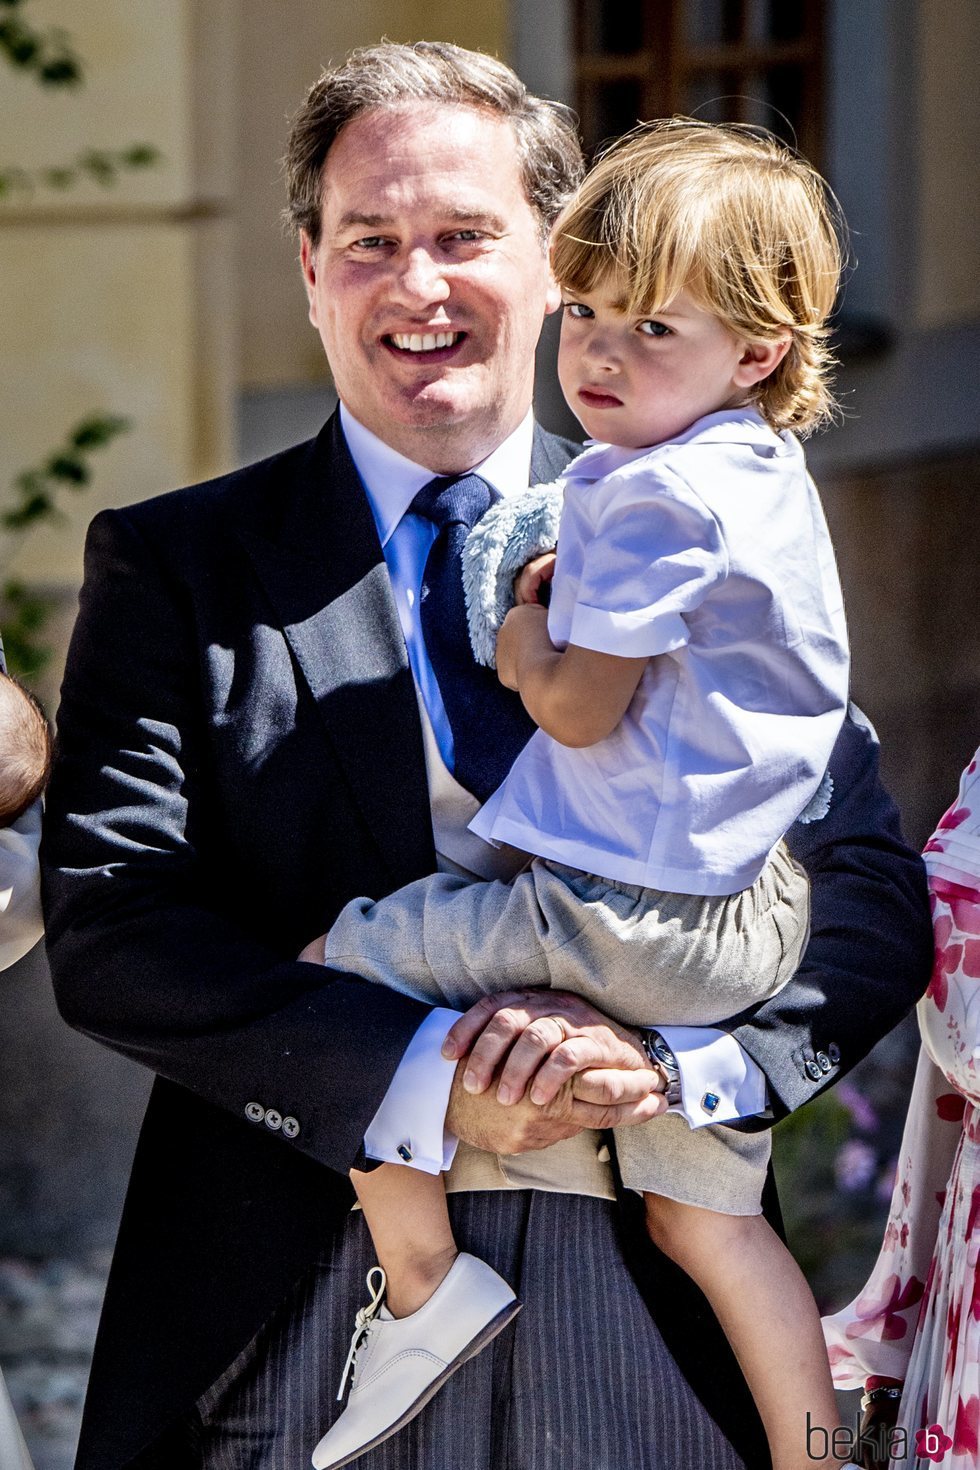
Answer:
[{"left": 335, "top": 405, "right": 766, "bottom": 1170}]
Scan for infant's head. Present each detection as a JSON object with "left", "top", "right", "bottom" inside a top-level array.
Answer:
[
  {"left": 550, "top": 119, "right": 844, "bottom": 447},
  {"left": 0, "top": 673, "right": 51, "bottom": 826}
]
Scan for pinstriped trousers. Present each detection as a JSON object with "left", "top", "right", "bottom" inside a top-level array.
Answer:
[{"left": 187, "top": 1190, "right": 746, "bottom": 1470}]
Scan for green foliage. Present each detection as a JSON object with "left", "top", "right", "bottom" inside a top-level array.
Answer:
[
  {"left": 1, "top": 417, "right": 130, "bottom": 677},
  {"left": 0, "top": 144, "right": 160, "bottom": 199},
  {"left": 0, "top": 0, "right": 82, "bottom": 88},
  {"left": 0, "top": 581, "right": 52, "bottom": 681},
  {"left": 772, "top": 1080, "right": 894, "bottom": 1312},
  {"left": 1, "top": 5, "right": 159, "bottom": 683},
  {"left": 4, "top": 416, "right": 129, "bottom": 532}
]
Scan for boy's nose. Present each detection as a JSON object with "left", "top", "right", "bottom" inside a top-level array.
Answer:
[{"left": 582, "top": 332, "right": 621, "bottom": 373}]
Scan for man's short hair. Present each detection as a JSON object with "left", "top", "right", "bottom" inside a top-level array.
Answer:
[{"left": 283, "top": 41, "right": 584, "bottom": 246}]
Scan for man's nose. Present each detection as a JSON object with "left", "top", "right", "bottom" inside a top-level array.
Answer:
[{"left": 390, "top": 247, "right": 451, "bottom": 308}]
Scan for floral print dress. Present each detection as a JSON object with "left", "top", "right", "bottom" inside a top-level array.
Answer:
[{"left": 823, "top": 747, "right": 980, "bottom": 1464}]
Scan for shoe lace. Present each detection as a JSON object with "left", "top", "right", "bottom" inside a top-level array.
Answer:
[{"left": 336, "top": 1266, "right": 387, "bottom": 1401}]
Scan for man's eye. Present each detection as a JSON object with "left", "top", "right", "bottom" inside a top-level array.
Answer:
[
  {"left": 448, "top": 230, "right": 485, "bottom": 242},
  {"left": 564, "top": 302, "right": 593, "bottom": 319},
  {"left": 639, "top": 319, "right": 671, "bottom": 337},
  {"left": 352, "top": 236, "right": 387, "bottom": 250}
]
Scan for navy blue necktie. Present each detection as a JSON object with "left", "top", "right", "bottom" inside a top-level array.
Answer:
[{"left": 410, "top": 474, "right": 537, "bottom": 802}]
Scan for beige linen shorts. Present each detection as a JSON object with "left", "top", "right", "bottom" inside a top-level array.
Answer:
[{"left": 325, "top": 841, "right": 810, "bottom": 1213}]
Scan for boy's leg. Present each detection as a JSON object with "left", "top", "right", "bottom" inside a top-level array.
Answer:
[
  {"left": 323, "top": 867, "right": 555, "bottom": 1007},
  {"left": 316, "top": 1167, "right": 520, "bottom": 1467},
  {"left": 350, "top": 1164, "right": 458, "bottom": 1318},
  {"left": 644, "top": 1195, "right": 844, "bottom": 1470}
]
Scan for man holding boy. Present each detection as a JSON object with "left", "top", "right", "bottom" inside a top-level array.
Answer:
[{"left": 42, "top": 41, "right": 931, "bottom": 1470}]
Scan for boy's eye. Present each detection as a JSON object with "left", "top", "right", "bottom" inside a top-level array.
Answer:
[
  {"left": 639, "top": 319, "right": 671, "bottom": 337},
  {"left": 564, "top": 301, "right": 593, "bottom": 319}
]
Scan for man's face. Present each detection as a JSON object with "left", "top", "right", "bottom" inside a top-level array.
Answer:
[{"left": 300, "top": 102, "right": 561, "bottom": 472}]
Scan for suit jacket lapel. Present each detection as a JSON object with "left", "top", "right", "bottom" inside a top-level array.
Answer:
[
  {"left": 237, "top": 411, "right": 435, "bottom": 891},
  {"left": 530, "top": 422, "right": 580, "bottom": 483}
]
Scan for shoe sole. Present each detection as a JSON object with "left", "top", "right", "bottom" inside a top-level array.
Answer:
[{"left": 313, "top": 1298, "right": 522, "bottom": 1469}]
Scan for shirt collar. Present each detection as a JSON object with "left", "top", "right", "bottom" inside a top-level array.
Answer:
[
  {"left": 339, "top": 402, "right": 535, "bottom": 548},
  {"left": 566, "top": 408, "right": 784, "bottom": 483}
]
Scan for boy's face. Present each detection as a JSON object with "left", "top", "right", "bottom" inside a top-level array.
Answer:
[{"left": 556, "top": 279, "right": 757, "bottom": 449}]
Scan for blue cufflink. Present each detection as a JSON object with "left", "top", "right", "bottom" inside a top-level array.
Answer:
[
  {"left": 397, "top": 1143, "right": 414, "bottom": 1162},
  {"left": 701, "top": 1092, "right": 720, "bottom": 1115}
]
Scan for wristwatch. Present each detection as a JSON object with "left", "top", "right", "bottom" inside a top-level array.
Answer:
[{"left": 641, "top": 1030, "right": 682, "bottom": 1106}]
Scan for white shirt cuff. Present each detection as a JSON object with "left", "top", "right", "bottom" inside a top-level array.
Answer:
[
  {"left": 655, "top": 1026, "right": 768, "bottom": 1128},
  {"left": 363, "top": 1008, "right": 462, "bottom": 1173}
]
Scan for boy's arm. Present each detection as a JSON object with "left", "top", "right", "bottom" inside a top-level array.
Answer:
[{"left": 495, "top": 604, "right": 647, "bottom": 748}]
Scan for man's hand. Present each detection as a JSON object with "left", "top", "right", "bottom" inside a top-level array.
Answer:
[
  {"left": 514, "top": 552, "right": 557, "bottom": 607},
  {"left": 442, "top": 989, "right": 666, "bottom": 1124}
]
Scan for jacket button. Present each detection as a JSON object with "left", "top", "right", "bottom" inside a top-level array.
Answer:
[
  {"left": 816, "top": 1051, "right": 832, "bottom": 1073},
  {"left": 805, "top": 1059, "right": 822, "bottom": 1081},
  {"left": 245, "top": 1102, "right": 265, "bottom": 1123},
  {"left": 264, "top": 1109, "right": 283, "bottom": 1131},
  {"left": 827, "top": 1042, "right": 841, "bottom": 1064},
  {"left": 282, "top": 1116, "right": 300, "bottom": 1139}
]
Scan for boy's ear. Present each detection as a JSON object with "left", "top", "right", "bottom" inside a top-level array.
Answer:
[{"left": 733, "top": 335, "right": 792, "bottom": 388}]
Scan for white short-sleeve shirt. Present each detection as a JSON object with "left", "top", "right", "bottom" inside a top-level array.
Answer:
[{"left": 469, "top": 409, "right": 849, "bottom": 895}]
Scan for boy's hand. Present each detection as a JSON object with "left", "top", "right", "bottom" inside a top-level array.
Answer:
[
  {"left": 514, "top": 551, "right": 556, "bottom": 606},
  {"left": 496, "top": 603, "right": 553, "bottom": 691}
]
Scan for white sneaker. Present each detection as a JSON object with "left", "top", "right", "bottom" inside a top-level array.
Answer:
[{"left": 311, "top": 1255, "right": 520, "bottom": 1469}]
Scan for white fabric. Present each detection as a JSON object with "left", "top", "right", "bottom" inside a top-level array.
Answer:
[
  {"left": 471, "top": 409, "right": 849, "bottom": 894},
  {"left": 0, "top": 799, "right": 43, "bottom": 971},
  {"left": 0, "top": 1367, "right": 32, "bottom": 1470},
  {"left": 362, "top": 1008, "right": 461, "bottom": 1175},
  {"left": 337, "top": 410, "right": 767, "bottom": 1166},
  {"left": 655, "top": 1025, "right": 768, "bottom": 1128}
]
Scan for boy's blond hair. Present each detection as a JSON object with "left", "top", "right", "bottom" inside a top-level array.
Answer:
[{"left": 551, "top": 118, "right": 845, "bottom": 435}]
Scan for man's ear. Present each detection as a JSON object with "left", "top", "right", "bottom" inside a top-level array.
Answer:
[
  {"left": 544, "top": 262, "right": 562, "bottom": 318},
  {"left": 299, "top": 231, "right": 318, "bottom": 324},
  {"left": 733, "top": 334, "right": 792, "bottom": 388}
]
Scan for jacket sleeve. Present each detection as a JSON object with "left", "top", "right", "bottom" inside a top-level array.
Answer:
[
  {"left": 41, "top": 507, "right": 432, "bottom": 1175},
  {"left": 726, "top": 704, "right": 933, "bottom": 1124}
]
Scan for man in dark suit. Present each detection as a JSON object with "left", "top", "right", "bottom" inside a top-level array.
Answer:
[{"left": 42, "top": 40, "right": 931, "bottom": 1470}]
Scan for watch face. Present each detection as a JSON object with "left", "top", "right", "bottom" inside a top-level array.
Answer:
[{"left": 652, "top": 1039, "right": 676, "bottom": 1070}]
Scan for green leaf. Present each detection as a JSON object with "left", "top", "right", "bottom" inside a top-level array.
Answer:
[
  {"left": 39, "top": 54, "right": 79, "bottom": 85},
  {"left": 121, "top": 144, "right": 160, "bottom": 168},
  {"left": 79, "top": 150, "right": 115, "bottom": 184},
  {"left": 3, "top": 492, "right": 55, "bottom": 529},
  {"left": 0, "top": 21, "right": 37, "bottom": 66},
  {"left": 0, "top": 166, "right": 31, "bottom": 196},
  {"left": 42, "top": 166, "right": 75, "bottom": 190},
  {"left": 46, "top": 453, "right": 89, "bottom": 484},
  {"left": 12, "top": 468, "right": 45, "bottom": 496},
  {"left": 70, "top": 415, "right": 130, "bottom": 449}
]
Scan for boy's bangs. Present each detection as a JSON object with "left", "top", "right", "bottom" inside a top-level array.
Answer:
[{"left": 552, "top": 191, "right": 697, "bottom": 320}]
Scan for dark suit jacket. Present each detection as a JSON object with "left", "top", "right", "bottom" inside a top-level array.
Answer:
[{"left": 41, "top": 411, "right": 932, "bottom": 1468}]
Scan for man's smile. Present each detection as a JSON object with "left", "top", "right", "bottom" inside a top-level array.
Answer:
[{"left": 387, "top": 330, "right": 465, "bottom": 354}]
